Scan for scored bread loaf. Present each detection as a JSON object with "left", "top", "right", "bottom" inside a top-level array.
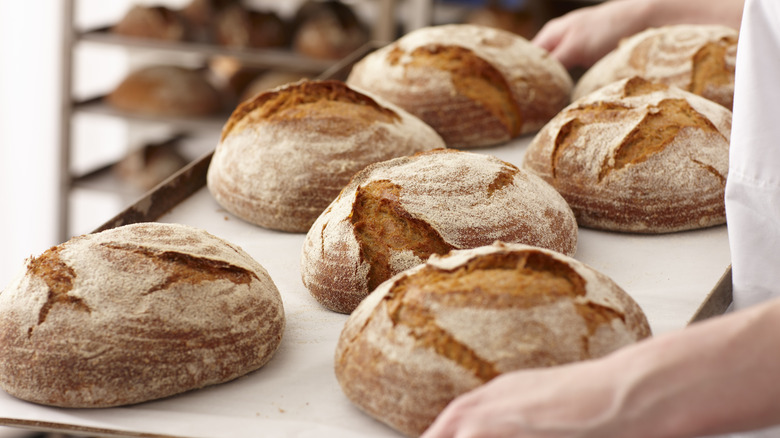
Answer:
[
  {"left": 346, "top": 24, "right": 572, "bottom": 148},
  {"left": 335, "top": 241, "right": 651, "bottom": 437},
  {"left": 573, "top": 25, "right": 738, "bottom": 108},
  {"left": 207, "top": 79, "right": 445, "bottom": 233},
  {"left": 0, "top": 222, "right": 285, "bottom": 408},
  {"left": 523, "top": 76, "right": 731, "bottom": 233},
  {"left": 301, "top": 149, "right": 578, "bottom": 314},
  {"left": 106, "top": 65, "right": 224, "bottom": 117}
]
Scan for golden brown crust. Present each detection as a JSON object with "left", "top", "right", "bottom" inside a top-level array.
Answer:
[
  {"left": 106, "top": 65, "right": 224, "bottom": 117},
  {"left": 0, "top": 223, "right": 285, "bottom": 408},
  {"left": 207, "top": 79, "right": 445, "bottom": 233},
  {"left": 346, "top": 24, "right": 572, "bottom": 148},
  {"left": 221, "top": 79, "right": 400, "bottom": 141},
  {"left": 335, "top": 242, "right": 651, "bottom": 437},
  {"left": 523, "top": 77, "right": 731, "bottom": 233},
  {"left": 351, "top": 180, "right": 455, "bottom": 293},
  {"left": 574, "top": 25, "right": 738, "bottom": 109},
  {"left": 301, "top": 149, "right": 578, "bottom": 314}
]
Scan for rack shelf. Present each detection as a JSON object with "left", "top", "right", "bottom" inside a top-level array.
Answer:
[{"left": 58, "top": 0, "right": 403, "bottom": 241}]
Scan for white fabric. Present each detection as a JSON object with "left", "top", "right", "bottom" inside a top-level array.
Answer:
[
  {"left": 726, "top": 0, "right": 780, "bottom": 310},
  {"left": 715, "top": 0, "right": 780, "bottom": 436}
]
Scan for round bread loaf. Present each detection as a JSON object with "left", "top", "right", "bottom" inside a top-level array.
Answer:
[
  {"left": 240, "top": 70, "right": 308, "bottom": 102},
  {"left": 0, "top": 222, "right": 285, "bottom": 408},
  {"left": 573, "top": 25, "right": 738, "bottom": 109},
  {"left": 207, "top": 79, "right": 445, "bottom": 233},
  {"left": 214, "top": 5, "right": 289, "bottom": 49},
  {"left": 301, "top": 149, "right": 578, "bottom": 314},
  {"left": 335, "top": 241, "right": 651, "bottom": 437},
  {"left": 292, "top": 0, "right": 368, "bottom": 60},
  {"left": 181, "top": 0, "right": 232, "bottom": 27},
  {"left": 112, "top": 5, "right": 189, "bottom": 41},
  {"left": 180, "top": 0, "right": 235, "bottom": 42},
  {"left": 346, "top": 24, "right": 572, "bottom": 148},
  {"left": 106, "top": 65, "right": 224, "bottom": 117},
  {"left": 523, "top": 76, "right": 731, "bottom": 233}
]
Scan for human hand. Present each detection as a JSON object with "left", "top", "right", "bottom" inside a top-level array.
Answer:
[
  {"left": 421, "top": 359, "right": 623, "bottom": 438},
  {"left": 532, "top": 0, "right": 651, "bottom": 69}
]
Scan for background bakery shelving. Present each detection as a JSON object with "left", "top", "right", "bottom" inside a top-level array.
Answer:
[
  {"left": 58, "top": 0, "right": 604, "bottom": 242},
  {"left": 59, "top": 0, "right": 397, "bottom": 242}
]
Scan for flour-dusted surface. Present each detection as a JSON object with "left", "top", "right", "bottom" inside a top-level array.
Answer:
[
  {"left": 207, "top": 80, "right": 445, "bottom": 233},
  {"left": 524, "top": 77, "right": 732, "bottom": 233},
  {"left": 573, "top": 25, "right": 738, "bottom": 108},
  {"left": 0, "top": 135, "right": 731, "bottom": 438},
  {"left": 0, "top": 222, "right": 285, "bottom": 408},
  {"left": 301, "top": 149, "right": 578, "bottom": 314},
  {"left": 347, "top": 24, "right": 572, "bottom": 148}
]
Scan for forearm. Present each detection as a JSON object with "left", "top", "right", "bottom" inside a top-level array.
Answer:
[
  {"left": 643, "top": 0, "right": 744, "bottom": 30},
  {"left": 532, "top": 0, "right": 744, "bottom": 69},
  {"left": 604, "top": 298, "right": 780, "bottom": 437}
]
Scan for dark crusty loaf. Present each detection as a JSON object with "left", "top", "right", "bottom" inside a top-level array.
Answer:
[
  {"left": 335, "top": 241, "right": 651, "bottom": 437},
  {"left": 106, "top": 65, "right": 224, "bottom": 117},
  {"left": 213, "top": 4, "right": 289, "bottom": 49},
  {"left": 207, "top": 79, "right": 445, "bottom": 233},
  {"left": 112, "top": 5, "right": 189, "bottom": 41},
  {"left": 0, "top": 222, "right": 285, "bottom": 408},
  {"left": 523, "top": 76, "right": 731, "bottom": 233},
  {"left": 574, "top": 25, "right": 738, "bottom": 109},
  {"left": 301, "top": 149, "right": 578, "bottom": 314},
  {"left": 292, "top": 0, "right": 368, "bottom": 60},
  {"left": 346, "top": 24, "right": 572, "bottom": 148}
]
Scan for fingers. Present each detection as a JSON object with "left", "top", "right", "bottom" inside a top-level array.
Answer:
[
  {"left": 531, "top": 2, "right": 643, "bottom": 69},
  {"left": 532, "top": 16, "right": 566, "bottom": 52},
  {"left": 532, "top": 13, "right": 592, "bottom": 69},
  {"left": 421, "top": 394, "right": 473, "bottom": 438},
  {"left": 422, "top": 375, "right": 531, "bottom": 438}
]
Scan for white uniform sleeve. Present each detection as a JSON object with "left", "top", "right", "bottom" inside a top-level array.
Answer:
[
  {"left": 719, "top": 0, "right": 780, "bottom": 435},
  {"left": 725, "top": 0, "right": 780, "bottom": 311}
]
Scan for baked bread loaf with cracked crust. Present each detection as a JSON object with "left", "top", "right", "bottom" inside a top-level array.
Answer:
[
  {"left": 207, "top": 79, "right": 445, "bottom": 233},
  {"left": 523, "top": 76, "right": 731, "bottom": 233},
  {"left": 346, "top": 24, "right": 572, "bottom": 148},
  {"left": 573, "top": 25, "right": 738, "bottom": 109},
  {"left": 335, "top": 241, "right": 651, "bottom": 437},
  {"left": 0, "top": 222, "right": 285, "bottom": 408},
  {"left": 301, "top": 149, "right": 578, "bottom": 314}
]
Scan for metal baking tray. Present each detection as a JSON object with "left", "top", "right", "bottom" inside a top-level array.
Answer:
[
  {"left": 0, "top": 133, "right": 732, "bottom": 437},
  {"left": 2, "top": 36, "right": 732, "bottom": 436}
]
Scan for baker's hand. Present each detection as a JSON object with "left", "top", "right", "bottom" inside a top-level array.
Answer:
[
  {"left": 421, "top": 359, "right": 623, "bottom": 438},
  {"left": 532, "top": 1, "right": 650, "bottom": 69}
]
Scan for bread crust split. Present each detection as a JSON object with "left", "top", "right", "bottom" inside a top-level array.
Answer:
[
  {"left": 0, "top": 222, "right": 285, "bottom": 408},
  {"left": 523, "top": 76, "right": 731, "bottom": 233},
  {"left": 335, "top": 241, "right": 651, "bottom": 437},
  {"left": 301, "top": 148, "right": 578, "bottom": 314},
  {"left": 207, "top": 79, "right": 445, "bottom": 233},
  {"left": 346, "top": 24, "right": 573, "bottom": 148}
]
